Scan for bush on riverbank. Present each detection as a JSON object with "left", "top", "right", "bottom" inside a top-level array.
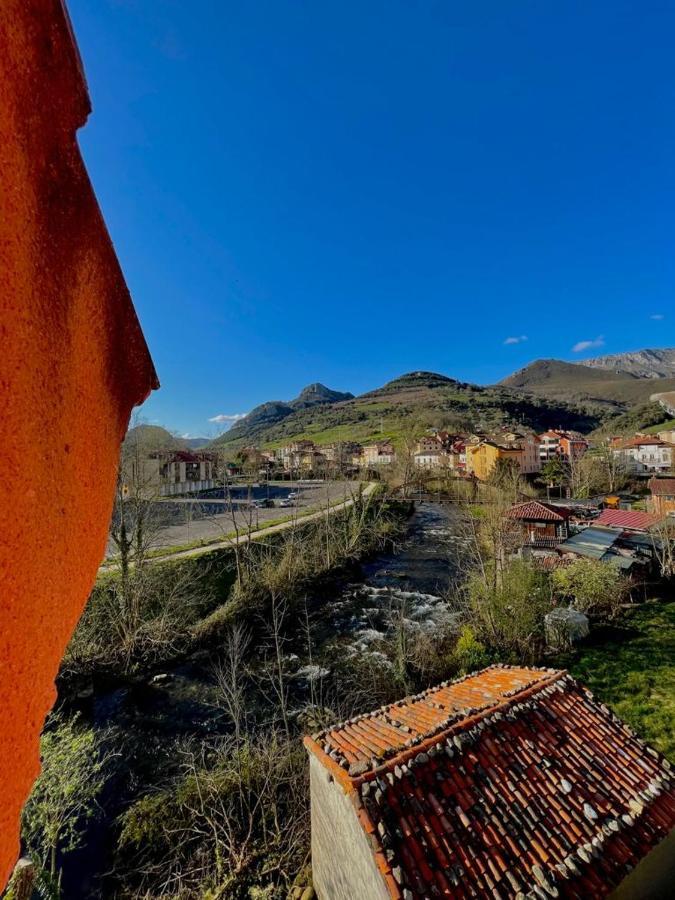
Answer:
[
  {"left": 465, "top": 559, "right": 552, "bottom": 662},
  {"left": 117, "top": 730, "right": 308, "bottom": 900},
  {"left": 61, "top": 489, "right": 404, "bottom": 682}
]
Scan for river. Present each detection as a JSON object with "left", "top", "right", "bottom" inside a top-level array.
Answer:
[{"left": 61, "top": 501, "right": 465, "bottom": 898}]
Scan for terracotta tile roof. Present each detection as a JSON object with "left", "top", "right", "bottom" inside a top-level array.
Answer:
[
  {"left": 649, "top": 477, "right": 675, "bottom": 496},
  {"left": 506, "top": 501, "right": 571, "bottom": 522},
  {"left": 616, "top": 436, "right": 672, "bottom": 449},
  {"left": 305, "top": 666, "right": 675, "bottom": 899},
  {"left": 594, "top": 509, "right": 659, "bottom": 531}
]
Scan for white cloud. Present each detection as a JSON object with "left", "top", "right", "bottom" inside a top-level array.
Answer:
[
  {"left": 503, "top": 335, "right": 528, "bottom": 345},
  {"left": 208, "top": 413, "right": 247, "bottom": 424},
  {"left": 650, "top": 313, "right": 665, "bottom": 320},
  {"left": 572, "top": 336, "right": 605, "bottom": 353}
]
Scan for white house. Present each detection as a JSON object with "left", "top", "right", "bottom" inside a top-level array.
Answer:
[
  {"left": 361, "top": 442, "right": 395, "bottom": 466},
  {"left": 613, "top": 437, "right": 675, "bottom": 474},
  {"left": 413, "top": 450, "right": 445, "bottom": 468}
]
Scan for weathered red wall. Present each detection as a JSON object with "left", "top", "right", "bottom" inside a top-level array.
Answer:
[{"left": 0, "top": 0, "right": 158, "bottom": 886}]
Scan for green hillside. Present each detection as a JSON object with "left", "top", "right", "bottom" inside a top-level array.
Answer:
[
  {"left": 642, "top": 417, "right": 675, "bottom": 435},
  {"left": 589, "top": 403, "right": 673, "bottom": 438},
  {"left": 501, "top": 358, "right": 675, "bottom": 411},
  {"left": 125, "top": 425, "right": 208, "bottom": 452},
  {"left": 210, "top": 371, "right": 603, "bottom": 453}
]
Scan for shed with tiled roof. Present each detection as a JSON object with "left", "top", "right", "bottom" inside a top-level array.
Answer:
[
  {"left": 304, "top": 665, "right": 675, "bottom": 899},
  {"left": 505, "top": 502, "right": 571, "bottom": 548},
  {"left": 506, "top": 501, "right": 571, "bottom": 522}
]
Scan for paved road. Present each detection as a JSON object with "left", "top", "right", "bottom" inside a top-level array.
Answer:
[{"left": 102, "top": 481, "right": 374, "bottom": 568}]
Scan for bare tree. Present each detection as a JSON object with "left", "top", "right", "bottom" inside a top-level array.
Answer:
[
  {"left": 593, "top": 441, "right": 630, "bottom": 494},
  {"left": 214, "top": 624, "right": 251, "bottom": 745},
  {"left": 650, "top": 517, "right": 675, "bottom": 578}
]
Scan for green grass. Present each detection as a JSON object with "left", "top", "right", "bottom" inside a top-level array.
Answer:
[
  {"left": 262, "top": 421, "right": 406, "bottom": 449},
  {"left": 642, "top": 417, "right": 675, "bottom": 434},
  {"left": 555, "top": 601, "right": 675, "bottom": 760}
]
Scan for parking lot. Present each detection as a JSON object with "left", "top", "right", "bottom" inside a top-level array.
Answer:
[{"left": 105, "top": 480, "right": 364, "bottom": 557}]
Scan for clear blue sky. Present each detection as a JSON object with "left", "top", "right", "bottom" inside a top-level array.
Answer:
[{"left": 69, "top": 0, "right": 674, "bottom": 437}]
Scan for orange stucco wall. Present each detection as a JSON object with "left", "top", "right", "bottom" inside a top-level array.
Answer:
[{"left": 0, "top": 0, "right": 158, "bottom": 887}]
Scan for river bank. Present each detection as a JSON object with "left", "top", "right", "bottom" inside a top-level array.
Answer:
[
  {"left": 57, "top": 495, "right": 442, "bottom": 897},
  {"left": 30, "top": 497, "right": 675, "bottom": 898}
]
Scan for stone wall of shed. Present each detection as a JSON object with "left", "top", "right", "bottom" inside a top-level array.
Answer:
[
  {"left": 610, "top": 829, "right": 675, "bottom": 900},
  {"left": 309, "top": 755, "right": 390, "bottom": 900}
]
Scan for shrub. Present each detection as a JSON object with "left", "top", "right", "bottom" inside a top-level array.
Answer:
[
  {"left": 453, "top": 625, "right": 490, "bottom": 673},
  {"left": 552, "top": 558, "right": 627, "bottom": 619},
  {"left": 22, "top": 713, "right": 111, "bottom": 881},
  {"left": 116, "top": 731, "right": 308, "bottom": 898},
  {"left": 467, "top": 559, "right": 552, "bottom": 662}
]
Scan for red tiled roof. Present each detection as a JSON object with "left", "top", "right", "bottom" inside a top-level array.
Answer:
[
  {"left": 649, "top": 477, "right": 675, "bottom": 497},
  {"left": 506, "top": 500, "right": 571, "bottom": 522},
  {"left": 616, "top": 437, "right": 672, "bottom": 449},
  {"left": 305, "top": 666, "right": 675, "bottom": 899},
  {"left": 594, "top": 509, "right": 659, "bottom": 531}
]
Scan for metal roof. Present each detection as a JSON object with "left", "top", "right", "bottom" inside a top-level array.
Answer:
[
  {"left": 558, "top": 526, "right": 620, "bottom": 560},
  {"left": 595, "top": 509, "right": 659, "bottom": 531}
]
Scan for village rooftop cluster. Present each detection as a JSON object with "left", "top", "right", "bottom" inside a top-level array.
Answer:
[{"left": 137, "top": 424, "right": 675, "bottom": 499}]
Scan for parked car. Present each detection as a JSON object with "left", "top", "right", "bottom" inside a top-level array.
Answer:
[{"left": 278, "top": 498, "right": 294, "bottom": 508}]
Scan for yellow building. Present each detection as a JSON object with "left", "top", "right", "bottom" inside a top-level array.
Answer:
[{"left": 465, "top": 441, "right": 522, "bottom": 481}]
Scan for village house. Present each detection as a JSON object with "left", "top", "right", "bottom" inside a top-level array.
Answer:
[
  {"left": 465, "top": 440, "right": 521, "bottom": 480},
  {"left": 648, "top": 476, "right": 675, "bottom": 518},
  {"left": 321, "top": 441, "right": 361, "bottom": 464},
  {"left": 539, "top": 430, "right": 564, "bottom": 461},
  {"left": 413, "top": 449, "right": 446, "bottom": 469},
  {"left": 465, "top": 432, "right": 540, "bottom": 480},
  {"left": 239, "top": 445, "right": 271, "bottom": 471},
  {"left": 515, "top": 431, "right": 542, "bottom": 473},
  {"left": 506, "top": 500, "right": 571, "bottom": 548},
  {"left": 124, "top": 450, "right": 217, "bottom": 497},
  {"left": 450, "top": 438, "right": 467, "bottom": 470},
  {"left": 351, "top": 446, "right": 364, "bottom": 467},
  {"left": 612, "top": 436, "right": 675, "bottom": 475},
  {"left": 304, "top": 665, "right": 675, "bottom": 900},
  {"left": 301, "top": 449, "right": 328, "bottom": 471},
  {"left": 657, "top": 428, "right": 675, "bottom": 444},
  {"left": 538, "top": 430, "right": 589, "bottom": 463},
  {"left": 558, "top": 433, "right": 589, "bottom": 461},
  {"left": 361, "top": 442, "right": 396, "bottom": 466},
  {"left": 416, "top": 435, "right": 441, "bottom": 453},
  {"left": 277, "top": 439, "right": 317, "bottom": 472}
]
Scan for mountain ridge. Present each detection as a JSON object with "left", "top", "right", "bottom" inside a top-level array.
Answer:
[
  {"left": 575, "top": 347, "right": 675, "bottom": 379},
  {"left": 209, "top": 370, "right": 603, "bottom": 452},
  {"left": 220, "top": 382, "right": 354, "bottom": 442}
]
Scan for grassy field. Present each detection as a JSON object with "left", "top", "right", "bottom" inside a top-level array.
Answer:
[
  {"left": 643, "top": 417, "right": 675, "bottom": 434},
  {"left": 556, "top": 601, "right": 675, "bottom": 760}
]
